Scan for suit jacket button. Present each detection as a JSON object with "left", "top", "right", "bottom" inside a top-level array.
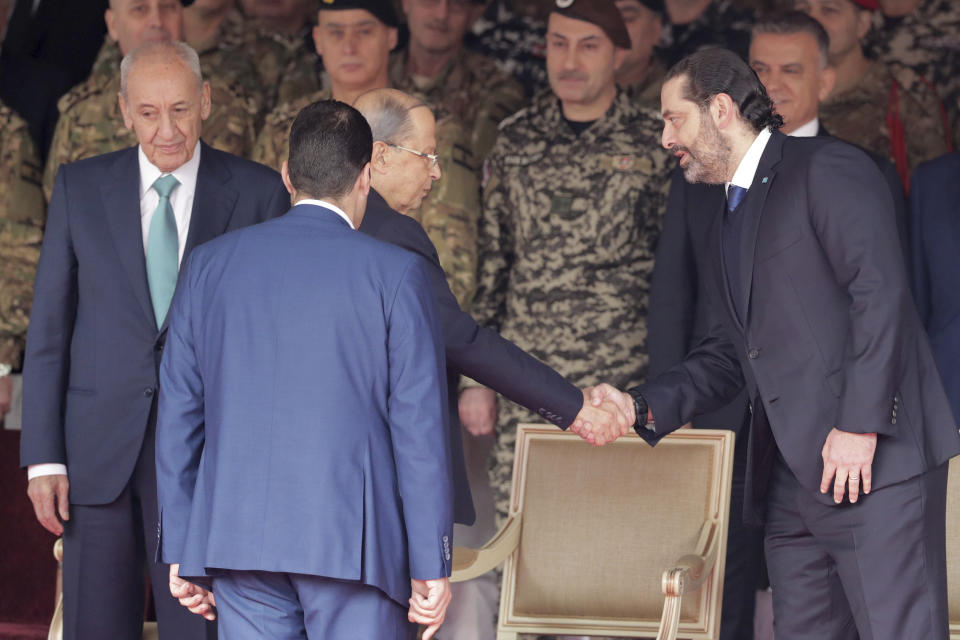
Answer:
[
  {"left": 748, "top": 348, "right": 760, "bottom": 359},
  {"left": 144, "top": 388, "right": 155, "bottom": 397}
]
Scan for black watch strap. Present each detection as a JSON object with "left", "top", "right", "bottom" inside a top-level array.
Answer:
[{"left": 627, "top": 389, "right": 649, "bottom": 435}]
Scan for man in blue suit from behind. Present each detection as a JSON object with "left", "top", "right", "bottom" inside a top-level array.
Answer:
[
  {"left": 20, "top": 41, "right": 289, "bottom": 639},
  {"left": 155, "top": 99, "right": 455, "bottom": 639}
]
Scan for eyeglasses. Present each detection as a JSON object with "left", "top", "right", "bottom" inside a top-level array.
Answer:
[{"left": 388, "top": 143, "right": 440, "bottom": 169}]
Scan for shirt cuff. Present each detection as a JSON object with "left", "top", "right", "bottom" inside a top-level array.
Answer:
[{"left": 28, "top": 463, "right": 68, "bottom": 480}]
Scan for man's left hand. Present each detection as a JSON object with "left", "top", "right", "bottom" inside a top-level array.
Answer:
[
  {"left": 169, "top": 564, "right": 216, "bottom": 621},
  {"left": 820, "top": 428, "right": 877, "bottom": 504},
  {"left": 409, "top": 577, "right": 451, "bottom": 639}
]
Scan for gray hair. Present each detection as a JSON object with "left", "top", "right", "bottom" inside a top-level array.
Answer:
[
  {"left": 120, "top": 41, "right": 204, "bottom": 98},
  {"left": 354, "top": 88, "right": 429, "bottom": 145},
  {"left": 752, "top": 11, "right": 831, "bottom": 69}
]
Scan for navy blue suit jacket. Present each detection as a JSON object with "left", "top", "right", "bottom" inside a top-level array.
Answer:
[
  {"left": 911, "top": 152, "right": 960, "bottom": 424},
  {"left": 20, "top": 142, "right": 288, "bottom": 504},
  {"left": 156, "top": 203, "right": 454, "bottom": 607},
  {"left": 638, "top": 133, "right": 960, "bottom": 523},
  {"left": 359, "top": 190, "right": 583, "bottom": 524}
]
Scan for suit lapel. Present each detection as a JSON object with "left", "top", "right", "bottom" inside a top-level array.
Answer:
[
  {"left": 101, "top": 147, "right": 157, "bottom": 330},
  {"left": 738, "top": 133, "right": 785, "bottom": 328},
  {"left": 161, "top": 142, "right": 238, "bottom": 333},
  {"left": 711, "top": 188, "right": 744, "bottom": 332}
]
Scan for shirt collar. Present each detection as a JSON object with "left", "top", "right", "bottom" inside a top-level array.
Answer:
[
  {"left": 138, "top": 141, "right": 202, "bottom": 200},
  {"left": 295, "top": 198, "right": 355, "bottom": 229},
  {"left": 789, "top": 117, "right": 820, "bottom": 138},
  {"left": 726, "top": 127, "right": 772, "bottom": 195}
]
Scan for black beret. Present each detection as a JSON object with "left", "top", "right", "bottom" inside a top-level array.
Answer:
[
  {"left": 180, "top": 0, "right": 194, "bottom": 6},
  {"left": 636, "top": 0, "right": 666, "bottom": 15},
  {"left": 552, "top": 0, "right": 632, "bottom": 49},
  {"left": 318, "top": 0, "right": 399, "bottom": 28}
]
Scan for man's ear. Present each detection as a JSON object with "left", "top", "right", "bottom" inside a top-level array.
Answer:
[
  {"left": 358, "top": 162, "right": 372, "bottom": 196},
  {"left": 118, "top": 92, "right": 134, "bottom": 130},
  {"left": 105, "top": 8, "right": 119, "bottom": 43},
  {"left": 613, "top": 47, "right": 629, "bottom": 72},
  {"left": 313, "top": 25, "right": 323, "bottom": 56},
  {"left": 819, "top": 66, "right": 836, "bottom": 101},
  {"left": 371, "top": 141, "right": 392, "bottom": 175},
  {"left": 713, "top": 92, "right": 738, "bottom": 130},
  {"left": 280, "top": 160, "right": 295, "bottom": 196},
  {"left": 199, "top": 81, "right": 212, "bottom": 120}
]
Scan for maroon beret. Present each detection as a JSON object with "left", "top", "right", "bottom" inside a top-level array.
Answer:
[
  {"left": 552, "top": 0, "right": 633, "bottom": 50},
  {"left": 850, "top": 0, "right": 879, "bottom": 9}
]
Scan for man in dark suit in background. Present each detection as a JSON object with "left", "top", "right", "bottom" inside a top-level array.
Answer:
[
  {"left": 910, "top": 152, "right": 960, "bottom": 427},
  {"left": 589, "top": 48, "right": 960, "bottom": 639},
  {"left": 20, "top": 41, "right": 288, "bottom": 640},
  {"left": 157, "top": 99, "right": 453, "bottom": 639}
]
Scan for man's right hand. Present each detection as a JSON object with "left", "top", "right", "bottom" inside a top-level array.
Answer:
[
  {"left": 27, "top": 474, "right": 70, "bottom": 535},
  {"left": 458, "top": 387, "right": 497, "bottom": 436},
  {"left": 409, "top": 577, "right": 452, "bottom": 639}
]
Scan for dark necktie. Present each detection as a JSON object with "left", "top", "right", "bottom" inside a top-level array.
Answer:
[
  {"left": 727, "top": 184, "right": 748, "bottom": 213},
  {"left": 723, "top": 185, "right": 750, "bottom": 324}
]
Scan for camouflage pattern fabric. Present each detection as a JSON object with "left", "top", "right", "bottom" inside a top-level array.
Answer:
[
  {"left": 388, "top": 48, "right": 524, "bottom": 162},
  {"left": 0, "top": 103, "right": 46, "bottom": 369},
  {"left": 273, "top": 31, "right": 325, "bottom": 109},
  {"left": 42, "top": 67, "right": 256, "bottom": 201},
  {"left": 658, "top": 0, "right": 755, "bottom": 66},
  {"left": 475, "top": 88, "right": 673, "bottom": 529},
  {"left": 864, "top": 0, "right": 960, "bottom": 125},
  {"left": 253, "top": 90, "right": 480, "bottom": 308},
  {"left": 466, "top": 1, "right": 549, "bottom": 99},
  {"left": 623, "top": 58, "right": 667, "bottom": 110},
  {"left": 820, "top": 60, "right": 950, "bottom": 173}
]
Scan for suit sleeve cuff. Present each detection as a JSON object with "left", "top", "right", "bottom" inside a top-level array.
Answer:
[{"left": 27, "top": 463, "right": 68, "bottom": 480}]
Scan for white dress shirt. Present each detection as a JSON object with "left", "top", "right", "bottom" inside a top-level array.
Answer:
[
  {"left": 28, "top": 143, "right": 203, "bottom": 481},
  {"left": 295, "top": 198, "right": 355, "bottom": 229},
  {"left": 725, "top": 127, "right": 773, "bottom": 197},
  {"left": 790, "top": 117, "right": 820, "bottom": 139}
]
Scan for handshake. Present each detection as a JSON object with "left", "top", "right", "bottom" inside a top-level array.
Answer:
[{"left": 570, "top": 384, "right": 646, "bottom": 446}]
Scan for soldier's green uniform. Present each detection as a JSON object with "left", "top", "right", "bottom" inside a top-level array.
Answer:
[
  {"left": 388, "top": 48, "right": 524, "bottom": 162},
  {"left": 42, "top": 45, "right": 257, "bottom": 201},
  {"left": 275, "top": 32, "right": 325, "bottom": 108},
  {"left": 864, "top": 0, "right": 960, "bottom": 141},
  {"left": 0, "top": 103, "right": 46, "bottom": 370},
  {"left": 253, "top": 90, "right": 480, "bottom": 308},
  {"left": 475, "top": 88, "right": 673, "bottom": 526},
  {"left": 819, "top": 60, "right": 950, "bottom": 173}
]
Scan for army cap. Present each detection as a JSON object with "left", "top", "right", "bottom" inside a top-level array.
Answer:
[
  {"left": 553, "top": 0, "right": 632, "bottom": 49},
  {"left": 622, "top": 0, "right": 666, "bottom": 15},
  {"left": 849, "top": 0, "right": 879, "bottom": 9},
  {"left": 318, "top": 0, "right": 399, "bottom": 27}
]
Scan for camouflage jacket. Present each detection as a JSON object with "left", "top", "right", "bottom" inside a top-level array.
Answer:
[
  {"left": 43, "top": 68, "right": 256, "bottom": 201},
  {"left": 475, "top": 88, "right": 673, "bottom": 388},
  {"left": 0, "top": 103, "right": 46, "bottom": 369},
  {"left": 623, "top": 58, "right": 667, "bottom": 110},
  {"left": 388, "top": 48, "right": 525, "bottom": 162},
  {"left": 466, "top": 1, "right": 549, "bottom": 99},
  {"left": 820, "top": 60, "right": 950, "bottom": 174},
  {"left": 253, "top": 89, "right": 481, "bottom": 308},
  {"left": 865, "top": 0, "right": 960, "bottom": 111},
  {"left": 658, "top": 0, "right": 754, "bottom": 66}
]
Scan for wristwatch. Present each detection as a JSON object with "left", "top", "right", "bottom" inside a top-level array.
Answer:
[
  {"left": 627, "top": 389, "right": 649, "bottom": 435},
  {"left": 0, "top": 363, "right": 12, "bottom": 377}
]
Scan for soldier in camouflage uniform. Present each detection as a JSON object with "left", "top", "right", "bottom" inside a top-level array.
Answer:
[
  {"left": 42, "top": 1, "right": 256, "bottom": 200},
  {"left": 255, "top": 0, "right": 481, "bottom": 308},
  {"left": 472, "top": 0, "right": 673, "bottom": 530},
  {"left": 615, "top": 0, "right": 668, "bottom": 108},
  {"left": 0, "top": 102, "right": 45, "bottom": 418},
  {"left": 659, "top": 0, "right": 755, "bottom": 66},
  {"left": 865, "top": 0, "right": 960, "bottom": 139},
  {"left": 466, "top": 0, "right": 551, "bottom": 98},
  {"left": 796, "top": 0, "right": 950, "bottom": 184},
  {"left": 390, "top": 0, "right": 524, "bottom": 163}
]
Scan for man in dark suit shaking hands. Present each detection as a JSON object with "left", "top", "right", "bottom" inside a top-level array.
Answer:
[
  {"left": 588, "top": 49, "right": 960, "bottom": 639},
  {"left": 155, "top": 99, "right": 454, "bottom": 639},
  {"left": 20, "top": 41, "right": 289, "bottom": 639}
]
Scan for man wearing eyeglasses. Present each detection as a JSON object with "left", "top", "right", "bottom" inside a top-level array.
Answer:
[{"left": 253, "top": 0, "right": 482, "bottom": 310}]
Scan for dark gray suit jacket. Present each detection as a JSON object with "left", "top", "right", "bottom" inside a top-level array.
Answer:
[
  {"left": 20, "top": 142, "right": 289, "bottom": 505},
  {"left": 637, "top": 132, "right": 960, "bottom": 524}
]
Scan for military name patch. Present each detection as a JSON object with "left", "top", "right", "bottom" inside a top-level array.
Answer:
[{"left": 613, "top": 155, "right": 635, "bottom": 171}]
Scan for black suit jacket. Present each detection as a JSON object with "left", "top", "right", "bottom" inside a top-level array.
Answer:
[
  {"left": 359, "top": 189, "right": 583, "bottom": 525},
  {"left": 20, "top": 142, "right": 289, "bottom": 504},
  {"left": 648, "top": 128, "right": 911, "bottom": 434},
  {"left": 638, "top": 132, "right": 960, "bottom": 524},
  {"left": 910, "top": 152, "right": 960, "bottom": 425}
]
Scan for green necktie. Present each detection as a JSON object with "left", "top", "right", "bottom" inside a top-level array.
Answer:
[{"left": 146, "top": 174, "right": 180, "bottom": 329}]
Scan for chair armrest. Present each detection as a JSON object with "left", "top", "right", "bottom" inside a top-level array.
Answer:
[
  {"left": 451, "top": 514, "right": 522, "bottom": 582},
  {"left": 661, "top": 518, "right": 720, "bottom": 597}
]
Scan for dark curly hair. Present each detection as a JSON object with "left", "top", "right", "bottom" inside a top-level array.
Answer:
[{"left": 665, "top": 48, "right": 784, "bottom": 133}]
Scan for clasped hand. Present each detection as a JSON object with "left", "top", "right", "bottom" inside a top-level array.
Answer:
[{"left": 568, "top": 386, "right": 636, "bottom": 446}]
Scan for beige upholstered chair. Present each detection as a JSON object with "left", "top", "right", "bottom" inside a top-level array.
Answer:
[
  {"left": 48, "top": 539, "right": 158, "bottom": 640},
  {"left": 452, "top": 424, "right": 735, "bottom": 640},
  {"left": 948, "top": 456, "right": 960, "bottom": 639}
]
